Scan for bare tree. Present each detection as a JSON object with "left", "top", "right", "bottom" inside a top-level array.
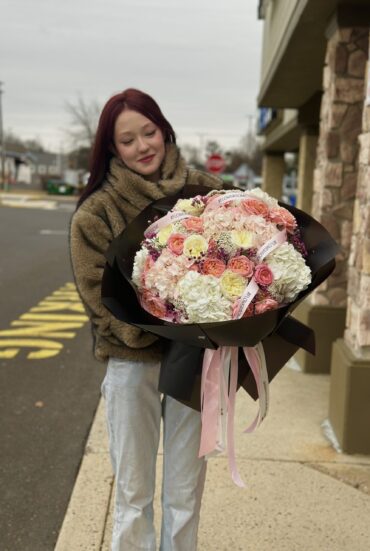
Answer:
[
  {"left": 65, "top": 96, "right": 101, "bottom": 148},
  {"left": 181, "top": 144, "right": 203, "bottom": 169}
]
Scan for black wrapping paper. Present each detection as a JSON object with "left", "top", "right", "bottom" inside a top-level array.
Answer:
[{"left": 101, "top": 185, "right": 340, "bottom": 410}]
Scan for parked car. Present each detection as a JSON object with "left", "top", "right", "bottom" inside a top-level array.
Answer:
[{"left": 46, "top": 178, "right": 75, "bottom": 195}]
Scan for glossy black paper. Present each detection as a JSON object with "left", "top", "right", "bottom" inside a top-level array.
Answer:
[{"left": 101, "top": 185, "right": 340, "bottom": 409}]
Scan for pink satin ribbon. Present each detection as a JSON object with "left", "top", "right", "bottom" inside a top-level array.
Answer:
[
  {"left": 199, "top": 344, "right": 268, "bottom": 487},
  {"left": 144, "top": 211, "right": 191, "bottom": 237}
]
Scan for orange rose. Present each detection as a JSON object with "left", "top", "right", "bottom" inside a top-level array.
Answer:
[
  {"left": 228, "top": 255, "right": 254, "bottom": 277},
  {"left": 141, "top": 292, "right": 167, "bottom": 319},
  {"left": 202, "top": 258, "right": 226, "bottom": 277},
  {"left": 241, "top": 198, "right": 269, "bottom": 218}
]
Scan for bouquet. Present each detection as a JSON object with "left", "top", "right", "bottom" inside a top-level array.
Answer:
[
  {"left": 132, "top": 188, "right": 312, "bottom": 325},
  {"left": 102, "top": 184, "right": 339, "bottom": 486}
]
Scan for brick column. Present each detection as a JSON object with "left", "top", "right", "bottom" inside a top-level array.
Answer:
[
  {"left": 294, "top": 26, "right": 368, "bottom": 373},
  {"left": 328, "top": 33, "right": 370, "bottom": 454},
  {"left": 261, "top": 152, "right": 285, "bottom": 200}
]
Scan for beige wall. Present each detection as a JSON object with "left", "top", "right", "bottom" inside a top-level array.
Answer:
[{"left": 260, "top": 0, "right": 301, "bottom": 86}]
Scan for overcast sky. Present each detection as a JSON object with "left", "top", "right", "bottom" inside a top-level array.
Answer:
[{"left": 1, "top": 0, "right": 263, "bottom": 154}]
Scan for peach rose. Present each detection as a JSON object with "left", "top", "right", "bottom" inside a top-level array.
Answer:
[
  {"left": 227, "top": 255, "right": 254, "bottom": 277},
  {"left": 141, "top": 292, "right": 167, "bottom": 319},
  {"left": 167, "top": 233, "right": 186, "bottom": 255},
  {"left": 202, "top": 258, "right": 226, "bottom": 277},
  {"left": 241, "top": 198, "right": 269, "bottom": 218},
  {"left": 255, "top": 298, "right": 279, "bottom": 315},
  {"left": 269, "top": 207, "right": 297, "bottom": 233},
  {"left": 182, "top": 217, "right": 204, "bottom": 233},
  {"left": 254, "top": 264, "right": 274, "bottom": 286}
]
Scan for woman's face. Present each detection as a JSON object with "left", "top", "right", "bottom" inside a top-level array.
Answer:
[{"left": 113, "top": 109, "right": 166, "bottom": 181}]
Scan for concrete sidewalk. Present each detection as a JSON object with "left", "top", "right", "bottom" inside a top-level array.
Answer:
[{"left": 55, "top": 359, "right": 370, "bottom": 551}]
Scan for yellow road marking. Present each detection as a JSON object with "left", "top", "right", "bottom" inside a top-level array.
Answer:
[{"left": 0, "top": 283, "right": 89, "bottom": 360}]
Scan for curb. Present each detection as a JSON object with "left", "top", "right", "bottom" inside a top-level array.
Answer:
[{"left": 54, "top": 399, "right": 114, "bottom": 551}]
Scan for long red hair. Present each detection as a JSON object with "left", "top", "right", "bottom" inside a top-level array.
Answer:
[{"left": 77, "top": 88, "right": 176, "bottom": 208}]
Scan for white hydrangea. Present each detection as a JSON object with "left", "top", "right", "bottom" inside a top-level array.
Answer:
[
  {"left": 132, "top": 248, "right": 149, "bottom": 288},
  {"left": 246, "top": 187, "right": 279, "bottom": 208},
  {"left": 175, "top": 271, "right": 232, "bottom": 323},
  {"left": 265, "top": 242, "right": 311, "bottom": 302}
]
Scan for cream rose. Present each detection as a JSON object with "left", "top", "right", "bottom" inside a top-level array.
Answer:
[
  {"left": 157, "top": 224, "right": 174, "bottom": 245},
  {"left": 174, "top": 198, "right": 204, "bottom": 216},
  {"left": 220, "top": 270, "right": 247, "bottom": 300},
  {"left": 183, "top": 234, "right": 208, "bottom": 259},
  {"left": 230, "top": 230, "right": 254, "bottom": 249}
]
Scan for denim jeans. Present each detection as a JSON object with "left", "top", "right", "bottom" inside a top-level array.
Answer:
[{"left": 101, "top": 357, "right": 207, "bottom": 551}]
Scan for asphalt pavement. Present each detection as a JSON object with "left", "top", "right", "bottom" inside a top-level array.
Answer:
[{"left": 0, "top": 197, "right": 105, "bottom": 551}]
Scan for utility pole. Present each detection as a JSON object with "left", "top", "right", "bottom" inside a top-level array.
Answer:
[
  {"left": 246, "top": 114, "right": 255, "bottom": 157},
  {"left": 196, "top": 132, "right": 208, "bottom": 161},
  {"left": 0, "top": 82, "right": 5, "bottom": 191}
]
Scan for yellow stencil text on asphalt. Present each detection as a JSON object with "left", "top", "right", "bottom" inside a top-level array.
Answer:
[{"left": 0, "top": 283, "right": 89, "bottom": 360}]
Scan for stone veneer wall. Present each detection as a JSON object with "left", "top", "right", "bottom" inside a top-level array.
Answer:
[
  {"left": 311, "top": 28, "right": 369, "bottom": 307},
  {"left": 345, "top": 34, "right": 370, "bottom": 355}
]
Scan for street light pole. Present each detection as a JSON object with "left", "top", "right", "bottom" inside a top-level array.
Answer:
[{"left": 0, "top": 82, "right": 5, "bottom": 191}]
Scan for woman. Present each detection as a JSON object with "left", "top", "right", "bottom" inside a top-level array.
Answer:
[{"left": 69, "top": 88, "right": 222, "bottom": 551}]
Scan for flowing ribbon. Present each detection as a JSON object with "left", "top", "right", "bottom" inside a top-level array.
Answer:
[
  {"left": 204, "top": 191, "right": 247, "bottom": 212},
  {"left": 199, "top": 343, "right": 269, "bottom": 487},
  {"left": 144, "top": 211, "right": 191, "bottom": 237},
  {"left": 198, "top": 229, "right": 287, "bottom": 487}
]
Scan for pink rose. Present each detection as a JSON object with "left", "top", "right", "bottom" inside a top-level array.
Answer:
[
  {"left": 202, "top": 258, "right": 226, "bottom": 277},
  {"left": 255, "top": 298, "right": 279, "bottom": 315},
  {"left": 232, "top": 298, "right": 254, "bottom": 319},
  {"left": 227, "top": 255, "right": 254, "bottom": 277},
  {"left": 167, "top": 233, "right": 186, "bottom": 255},
  {"left": 269, "top": 207, "right": 297, "bottom": 233},
  {"left": 141, "top": 292, "right": 167, "bottom": 319},
  {"left": 241, "top": 198, "right": 269, "bottom": 219},
  {"left": 182, "top": 217, "right": 204, "bottom": 233},
  {"left": 254, "top": 264, "right": 274, "bottom": 286}
]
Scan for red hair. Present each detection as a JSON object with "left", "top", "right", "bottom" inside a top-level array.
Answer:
[{"left": 77, "top": 88, "right": 176, "bottom": 208}]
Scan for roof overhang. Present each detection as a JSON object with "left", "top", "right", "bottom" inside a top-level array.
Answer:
[{"left": 258, "top": 0, "right": 370, "bottom": 109}]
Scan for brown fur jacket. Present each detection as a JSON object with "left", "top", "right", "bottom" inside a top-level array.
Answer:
[{"left": 70, "top": 143, "right": 222, "bottom": 363}]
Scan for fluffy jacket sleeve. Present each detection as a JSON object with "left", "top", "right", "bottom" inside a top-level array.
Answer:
[{"left": 70, "top": 210, "right": 158, "bottom": 349}]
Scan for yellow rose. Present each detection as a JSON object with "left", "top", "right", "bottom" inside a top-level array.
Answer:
[
  {"left": 174, "top": 198, "right": 204, "bottom": 216},
  {"left": 220, "top": 270, "right": 246, "bottom": 299},
  {"left": 157, "top": 224, "right": 174, "bottom": 245},
  {"left": 231, "top": 230, "right": 254, "bottom": 248},
  {"left": 183, "top": 235, "right": 208, "bottom": 258}
]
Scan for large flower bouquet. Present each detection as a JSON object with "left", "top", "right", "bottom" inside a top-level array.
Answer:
[
  {"left": 132, "top": 188, "right": 312, "bottom": 325},
  {"left": 102, "top": 184, "right": 338, "bottom": 486}
]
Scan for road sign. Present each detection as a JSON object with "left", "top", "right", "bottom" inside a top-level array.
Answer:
[{"left": 206, "top": 153, "right": 226, "bottom": 174}]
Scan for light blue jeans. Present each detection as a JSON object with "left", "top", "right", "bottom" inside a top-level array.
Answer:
[{"left": 101, "top": 357, "right": 207, "bottom": 551}]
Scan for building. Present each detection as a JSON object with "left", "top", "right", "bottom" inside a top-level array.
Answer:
[
  {"left": 257, "top": 0, "right": 370, "bottom": 454},
  {"left": 1, "top": 150, "right": 69, "bottom": 187}
]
